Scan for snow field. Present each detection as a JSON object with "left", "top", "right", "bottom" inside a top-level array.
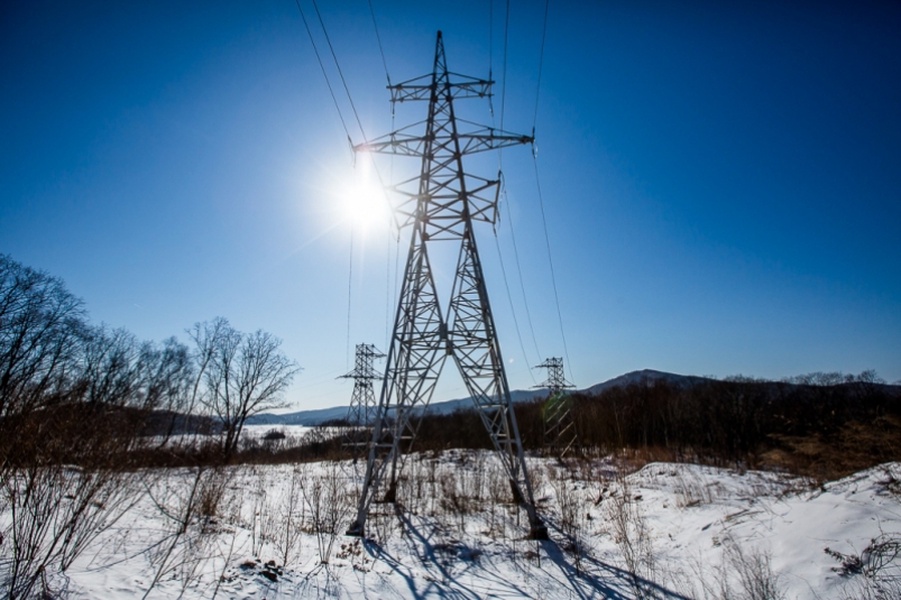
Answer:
[{"left": 2, "top": 452, "right": 899, "bottom": 599}]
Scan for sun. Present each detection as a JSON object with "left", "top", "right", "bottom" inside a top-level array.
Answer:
[{"left": 339, "top": 162, "right": 391, "bottom": 233}]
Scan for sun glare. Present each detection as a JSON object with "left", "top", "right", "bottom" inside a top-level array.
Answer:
[{"left": 339, "top": 162, "right": 391, "bottom": 233}]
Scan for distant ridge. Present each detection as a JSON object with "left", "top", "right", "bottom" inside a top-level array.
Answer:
[
  {"left": 246, "top": 387, "right": 548, "bottom": 426},
  {"left": 246, "top": 405, "right": 350, "bottom": 427},
  {"left": 584, "top": 369, "right": 713, "bottom": 396},
  {"left": 248, "top": 369, "right": 709, "bottom": 427}
]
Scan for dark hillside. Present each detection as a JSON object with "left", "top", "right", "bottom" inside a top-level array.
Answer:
[{"left": 411, "top": 372, "right": 901, "bottom": 480}]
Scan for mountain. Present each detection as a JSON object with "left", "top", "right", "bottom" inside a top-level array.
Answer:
[
  {"left": 246, "top": 387, "right": 549, "bottom": 426},
  {"left": 244, "top": 405, "right": 350, "bottom": 426},
  {"left": 410, "top": 387, "right": 549, "bottom": 417},
  {"left": 583, "top": 369, "right": 713, "bottom": 396},
  {"left": 249, "top": 369, "right": 700, "bottom": 427}
]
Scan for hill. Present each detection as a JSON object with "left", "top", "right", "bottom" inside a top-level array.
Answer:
[{"left": 249, "top": 369, "right": 694, "bottom": 426}]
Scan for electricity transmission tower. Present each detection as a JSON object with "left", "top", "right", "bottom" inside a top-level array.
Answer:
[
  {"left": 534, "top": 357, "right": 577, "bottom": 459},
  {"left": 341, "top": 344, "right": 385, "bottom": 455},
  {"left": 346, "top": 31, "right": 547, "bottom": 539}
]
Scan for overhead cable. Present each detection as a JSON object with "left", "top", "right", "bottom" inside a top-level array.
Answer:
[
  {"left": 501, "top": 186, "right": 543, "bottom": 362},
  {"left": 500, "top": 0, "right": 511, "bottom": 129},
  {"left": 532, "top": 154, "right": 573, "bottom": 381},
  {"left": 310, "top": 0, "right": 368, "bottom": 141},
  {"left": 494, "top": 221, "right": 539, "bottom": 386},
  {"left": 346, "top": 230, "right": 354, "bottom": 370},
  {"left": 532, "top": 0, "right": 550, "bottom": 129},
  {"left": 293, "top": 0, "right": 352, "bottom": 142},
  {"left": 367, "top": 0, "right": 392, "bottom": 86}
]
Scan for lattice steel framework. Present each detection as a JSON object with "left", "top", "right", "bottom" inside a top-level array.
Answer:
[
  {"left": 341, "top": 344, "right": 385, "bottom": 458},
  {"left": 346, "top": 31, "right": 546, "bottom": 539},
  {"left": 534, "top": 357, "right": 577, "bottom": 459}
]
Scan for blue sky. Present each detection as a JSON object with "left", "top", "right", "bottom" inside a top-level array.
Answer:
[{"left": 3, "top": 1, "right": 900, "bottom": 411}]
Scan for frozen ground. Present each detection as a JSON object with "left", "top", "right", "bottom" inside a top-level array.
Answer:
[
  {"left": 154, "top": 425, "right": 317, "bottom": 448},
  {"left": 3, "top": 452, "right": 899, "bottom": 599}
]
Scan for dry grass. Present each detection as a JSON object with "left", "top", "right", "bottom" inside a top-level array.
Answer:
[{"left": 762, "top": 414, "right": 901, "bottom": 482}]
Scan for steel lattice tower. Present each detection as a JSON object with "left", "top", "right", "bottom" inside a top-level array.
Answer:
[
  {"left": 346, "top": 31, "right": 547, "bottom": 539},
  {"left": 534, "top": 357, "right": 577, "bottom": 459},
  {"left": 341, "top": 344, "right": 385, "bottom": 458}
]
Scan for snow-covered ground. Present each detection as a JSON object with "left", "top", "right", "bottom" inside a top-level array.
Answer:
[
  {"left": 148, "top": 424, "right": 319, "bottom": 450},
  {"left": 240, "top": 424, "right": 316, "bottom": 441},
  {"left": 3, "top": 453, "right": 899, "bottom": 599}
]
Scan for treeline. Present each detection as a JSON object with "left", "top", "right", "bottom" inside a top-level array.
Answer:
[
  {"left": 0, "top": 254, "right": 300, "bottom": 472},
  {"left": 411, "top": 372, "right": 900, "bottom": 479},
  {"left": 5, "top": 253, "right": 898, "bottom": 480}
]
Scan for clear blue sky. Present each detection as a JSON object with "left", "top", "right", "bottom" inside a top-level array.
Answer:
[{"left": 3, "top": 1, "right": 900, "bottom": 411}]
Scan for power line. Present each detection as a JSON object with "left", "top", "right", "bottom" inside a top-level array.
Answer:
[
  {"left": 526, "top": 0, "right": 572, "bottom": 383},
  {"left": 293, "top": 0, "right": 351, "bottom": 142},
  {"left": 294, "top": 0, "right": 398, "bottom": 366},
  {"left": 310, "top": 0, "right": 367, "bottom": 141},
  {"left": 367, "top": 0, "right": 391, "bottom": 86},
  {"left": 500, "top": 0, "right": 511, "bottom": 130},
  {"left": 532, "top": 0, "right": 550, "bottom": 129},
  {"left": 500, "top": 185, "right": 542, "bottom": 362},
  {"left": 493, "top": 223, "right": 538, "bottom": 386},
  {"left": 531, "top": 154, "right": 573, "bottom": 381},
  {"left": 488, "top": 0, "right": 495, "bottom": 118},
  {"left": 488, "top": 0, "right": 549, "bottom": 379},
  {"left": 386, "top": 230, "right": 400, "bottom": 348},
  {"left": 345, "top": 229, "right": 354, "bottom": 370},
  {"left": 488, "top": 0, "right": 493, "bottom": 79},
  {"left": 311, "top": 0, "right": 399, "bottom": 239}
]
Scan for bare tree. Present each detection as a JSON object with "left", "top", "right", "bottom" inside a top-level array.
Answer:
[
  {"left": 140, "top": 337, "right": 195, "bottom": 446},
  {"left": 77, "top": 326, "right": 142, "bottom": 407},
  {"left": 1, "top": 255, "right": 87, "bottom": 539},
  {"left": 2, "top": 324, "right": 159, "bottom": 599},
  {"left": 192, "top": 319, "right": 300, "bottom": 458},
  {"left": 0, "top": 254, "right": 85, "bottom": 423},
  {"left": 186, "top": 317, "right": 231, "bottom": 416}
]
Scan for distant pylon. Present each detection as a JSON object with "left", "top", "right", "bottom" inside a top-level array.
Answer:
[
  {"left": 340, "top": 343, "right": 385, "bottom": 456},
  {"left": 534, "top": 357, "right": 577, "bottom": 459},
  {"left": 346, "top": 31, "right": 547, "bottom": 540}
]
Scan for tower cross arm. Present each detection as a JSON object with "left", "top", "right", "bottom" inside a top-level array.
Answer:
[
  {"left": 533, "top": 378, "right": 576, "bottom": 390},
  {"left": 458, "top": 128, "right": 534, "bottom": 154},
  {"left": 354, "top": 126, "right": 533, "bottom": 157},
  {"left": 388, "top": 73, "right": 495, "bottom": 103},
  {"left": 353, "top": 130, "right": 428, "bottom": 157},
  {"left": 339, "top": 369, "right": 381, "bottom": 380},
  {"left": 533, "top": 357, "right": 575, "bottom": 390}
]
